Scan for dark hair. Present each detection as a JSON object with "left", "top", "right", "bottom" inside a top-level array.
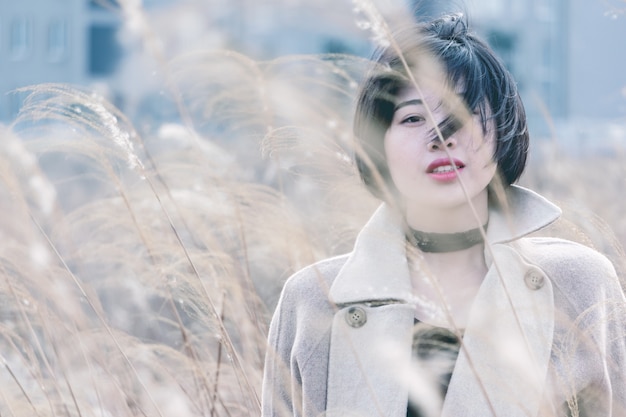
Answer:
[{"left": 353, "top": 13, "right": 528, "bottom": 200}]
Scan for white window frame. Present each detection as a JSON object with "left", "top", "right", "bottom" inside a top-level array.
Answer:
[
  {"left": 47, "top": 19, "right": 69, "bottom": 62},
  {"left": 9, "top": 17, "right": 33, "bottom": 61}
]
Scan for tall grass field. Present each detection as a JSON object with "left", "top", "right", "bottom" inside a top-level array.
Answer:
[{"left": 1, "top": 0, "right": 625, "bottom": 415}]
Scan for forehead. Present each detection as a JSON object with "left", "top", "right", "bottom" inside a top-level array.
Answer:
[
  {"left": 394, "top": 82, "right": 464, "bottom": 110},
  {"left": 396, "top": 86, "right": 426, "bottom": 102}
]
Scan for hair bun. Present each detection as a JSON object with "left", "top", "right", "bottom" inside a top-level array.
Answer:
[{"left": 430, "top": 13, "right": 468, "bottom": 40}]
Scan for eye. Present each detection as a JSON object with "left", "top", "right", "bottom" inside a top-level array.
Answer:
[{"left": 401, "top": 115, "right": 425, "bottom": 124}]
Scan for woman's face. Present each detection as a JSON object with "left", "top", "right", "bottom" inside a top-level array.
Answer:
[{"left": 383, "top": 85, "right": 498, "bottom": 213}]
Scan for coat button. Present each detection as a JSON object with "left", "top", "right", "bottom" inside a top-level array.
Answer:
[
  {"left": 524, "top": 268, "right": 545, "bottom": 290},
  {"left": 345, "top": 306, "right": 367, "bottom": 328}
]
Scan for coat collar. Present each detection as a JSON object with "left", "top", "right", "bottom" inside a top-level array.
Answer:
[
  {"left": 485, "top": 184, "right": 562, "bottom": 245},
  {"left": 326, "top": 186, "right": 560, "bottom": 416},
  {"left": 329, "top": 185, "right": 561, "bottom": 305}
]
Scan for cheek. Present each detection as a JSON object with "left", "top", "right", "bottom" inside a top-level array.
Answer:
[
  {"left": 484, "top": 133, "right": 498, "bottom": 165},
  {"left": 470, "top": 119, "right": 497, "bottom": 162},
  {"left": 383, "top": 133, "right": 412, "bottom": 175},
  {"left": 467, "top": 118, "right": 491, "bottom": 150},
  {"left": 477, "top": 143, "right": 497, "bottom": 177},
  {"left": 383, "top": 134, "right": 405, "bottom": 187},
  {"left": 383, "top": 132, "right": 396, "bottom": 165},
  {"left": 478, "top": 139, "right": 499, "bottom": 182}
]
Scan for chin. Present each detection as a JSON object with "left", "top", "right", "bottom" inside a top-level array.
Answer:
[{"left": 428, "top": 187, "right": 488, "bottom": 210}]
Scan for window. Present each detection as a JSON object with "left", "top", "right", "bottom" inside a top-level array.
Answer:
[
  {"left": 88, "top": 24, "right": 123, "bottom": 76},
  {"left": 10, "top": 17, "right": 33, "bottom": 60},
  {"left": 48, "top": 19, "right": 69, "bottom": 62},
  {"left": 89, "top": 0, "right": 120, "bottom": 10},
  {"left": 487, "top": 29, "right": 516, "bottom": 74}
]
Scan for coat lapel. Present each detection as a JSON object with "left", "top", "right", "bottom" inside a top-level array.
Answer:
[
  {"left": 329, "top": 204, "right": 413, "bottom": 304},
  {"left": 442, "top": 243, "right": 555, "bottom": 417},
  {"left": 326, "top": 204, "right": 415, "bottom": 417}
]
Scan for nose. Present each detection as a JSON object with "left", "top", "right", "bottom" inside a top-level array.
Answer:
[
  {"left": 427, "top": 115, "right": 463, "bottom": 151},
  {"left": 427, "top": 136, "right": 457, "bottom": 151}
]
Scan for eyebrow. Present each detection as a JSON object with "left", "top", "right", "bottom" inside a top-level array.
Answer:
[{"left": 394, "top": 98, "right": 423, "bottom": 111}]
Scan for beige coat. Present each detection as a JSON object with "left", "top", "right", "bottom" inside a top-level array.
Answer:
[{"left": 262, "top": 186, "right": 626, "bottom": 417}]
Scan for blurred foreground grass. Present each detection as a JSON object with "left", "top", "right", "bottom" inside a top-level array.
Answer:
[{"left": 1, "top": 41, "right": 625, "bottom": 417}]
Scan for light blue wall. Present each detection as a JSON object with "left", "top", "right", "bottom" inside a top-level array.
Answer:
[
  {"left": 1, "top": 0, "right": 86, "bottom": 120},
  {"left": 0, "top": 0, "right": 124, "bottom": 121},
  {"left": 568, "top": 0, "right": 626, "bottom": 121}
]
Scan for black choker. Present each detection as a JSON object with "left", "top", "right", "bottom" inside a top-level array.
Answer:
[{"left": 407, "top": 224, "right": 487, "bottom": 253}]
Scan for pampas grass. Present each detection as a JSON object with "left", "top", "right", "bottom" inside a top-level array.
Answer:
[
  {"left": 1, "top": 50, "right": 375, "bottom": 415},
  {"left": 1, "top": 1, "right": 624, "bottom": 416}
]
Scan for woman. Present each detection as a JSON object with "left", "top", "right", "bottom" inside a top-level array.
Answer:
[{"left": 262, "top": 14, "right": 626, "bottom": 417}]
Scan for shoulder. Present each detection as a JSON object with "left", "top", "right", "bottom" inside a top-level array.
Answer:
[
  {"left": 268, "top": 254, "right": 349, "bottom": 365},
  {"left": 517, "top": 237, "right": 622, "bottom": 306},
  {"left": 276, "top": 254, "right": 350, "bottom": 316},
  {"left": 283, "top": 254, "right": 348, "bottom": 298},
  {"left": 519, "top": 237, "right": 615, "bottom": 277}
]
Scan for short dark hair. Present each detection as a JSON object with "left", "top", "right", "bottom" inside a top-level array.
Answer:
[{"left": 353, "top": 13, "right": 529, "bottom": 200}]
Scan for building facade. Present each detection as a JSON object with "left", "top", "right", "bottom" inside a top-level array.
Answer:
[
  {"left": 2, "top": 0, "right": 625, "bottom": 137},
  {"left": 0, "top": 0, "right": 122, "bottom": 121}
]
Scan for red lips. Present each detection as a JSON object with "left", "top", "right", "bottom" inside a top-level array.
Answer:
[{"left": 426, "top": 158, "right": 465, "bottom": 173}]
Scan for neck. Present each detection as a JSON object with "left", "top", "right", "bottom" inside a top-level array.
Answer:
[
  {"left": 403, "top": 191, "right": 489, "bottom": 233},
  {"left": 408, "top": 224, "right": 486, "bottom": 253},
  {"left": 412, "top": 242, "right": 488, "bottom": 327},
  {"left": 420, "top": 242, "right": 486, "bottom": 266}
]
